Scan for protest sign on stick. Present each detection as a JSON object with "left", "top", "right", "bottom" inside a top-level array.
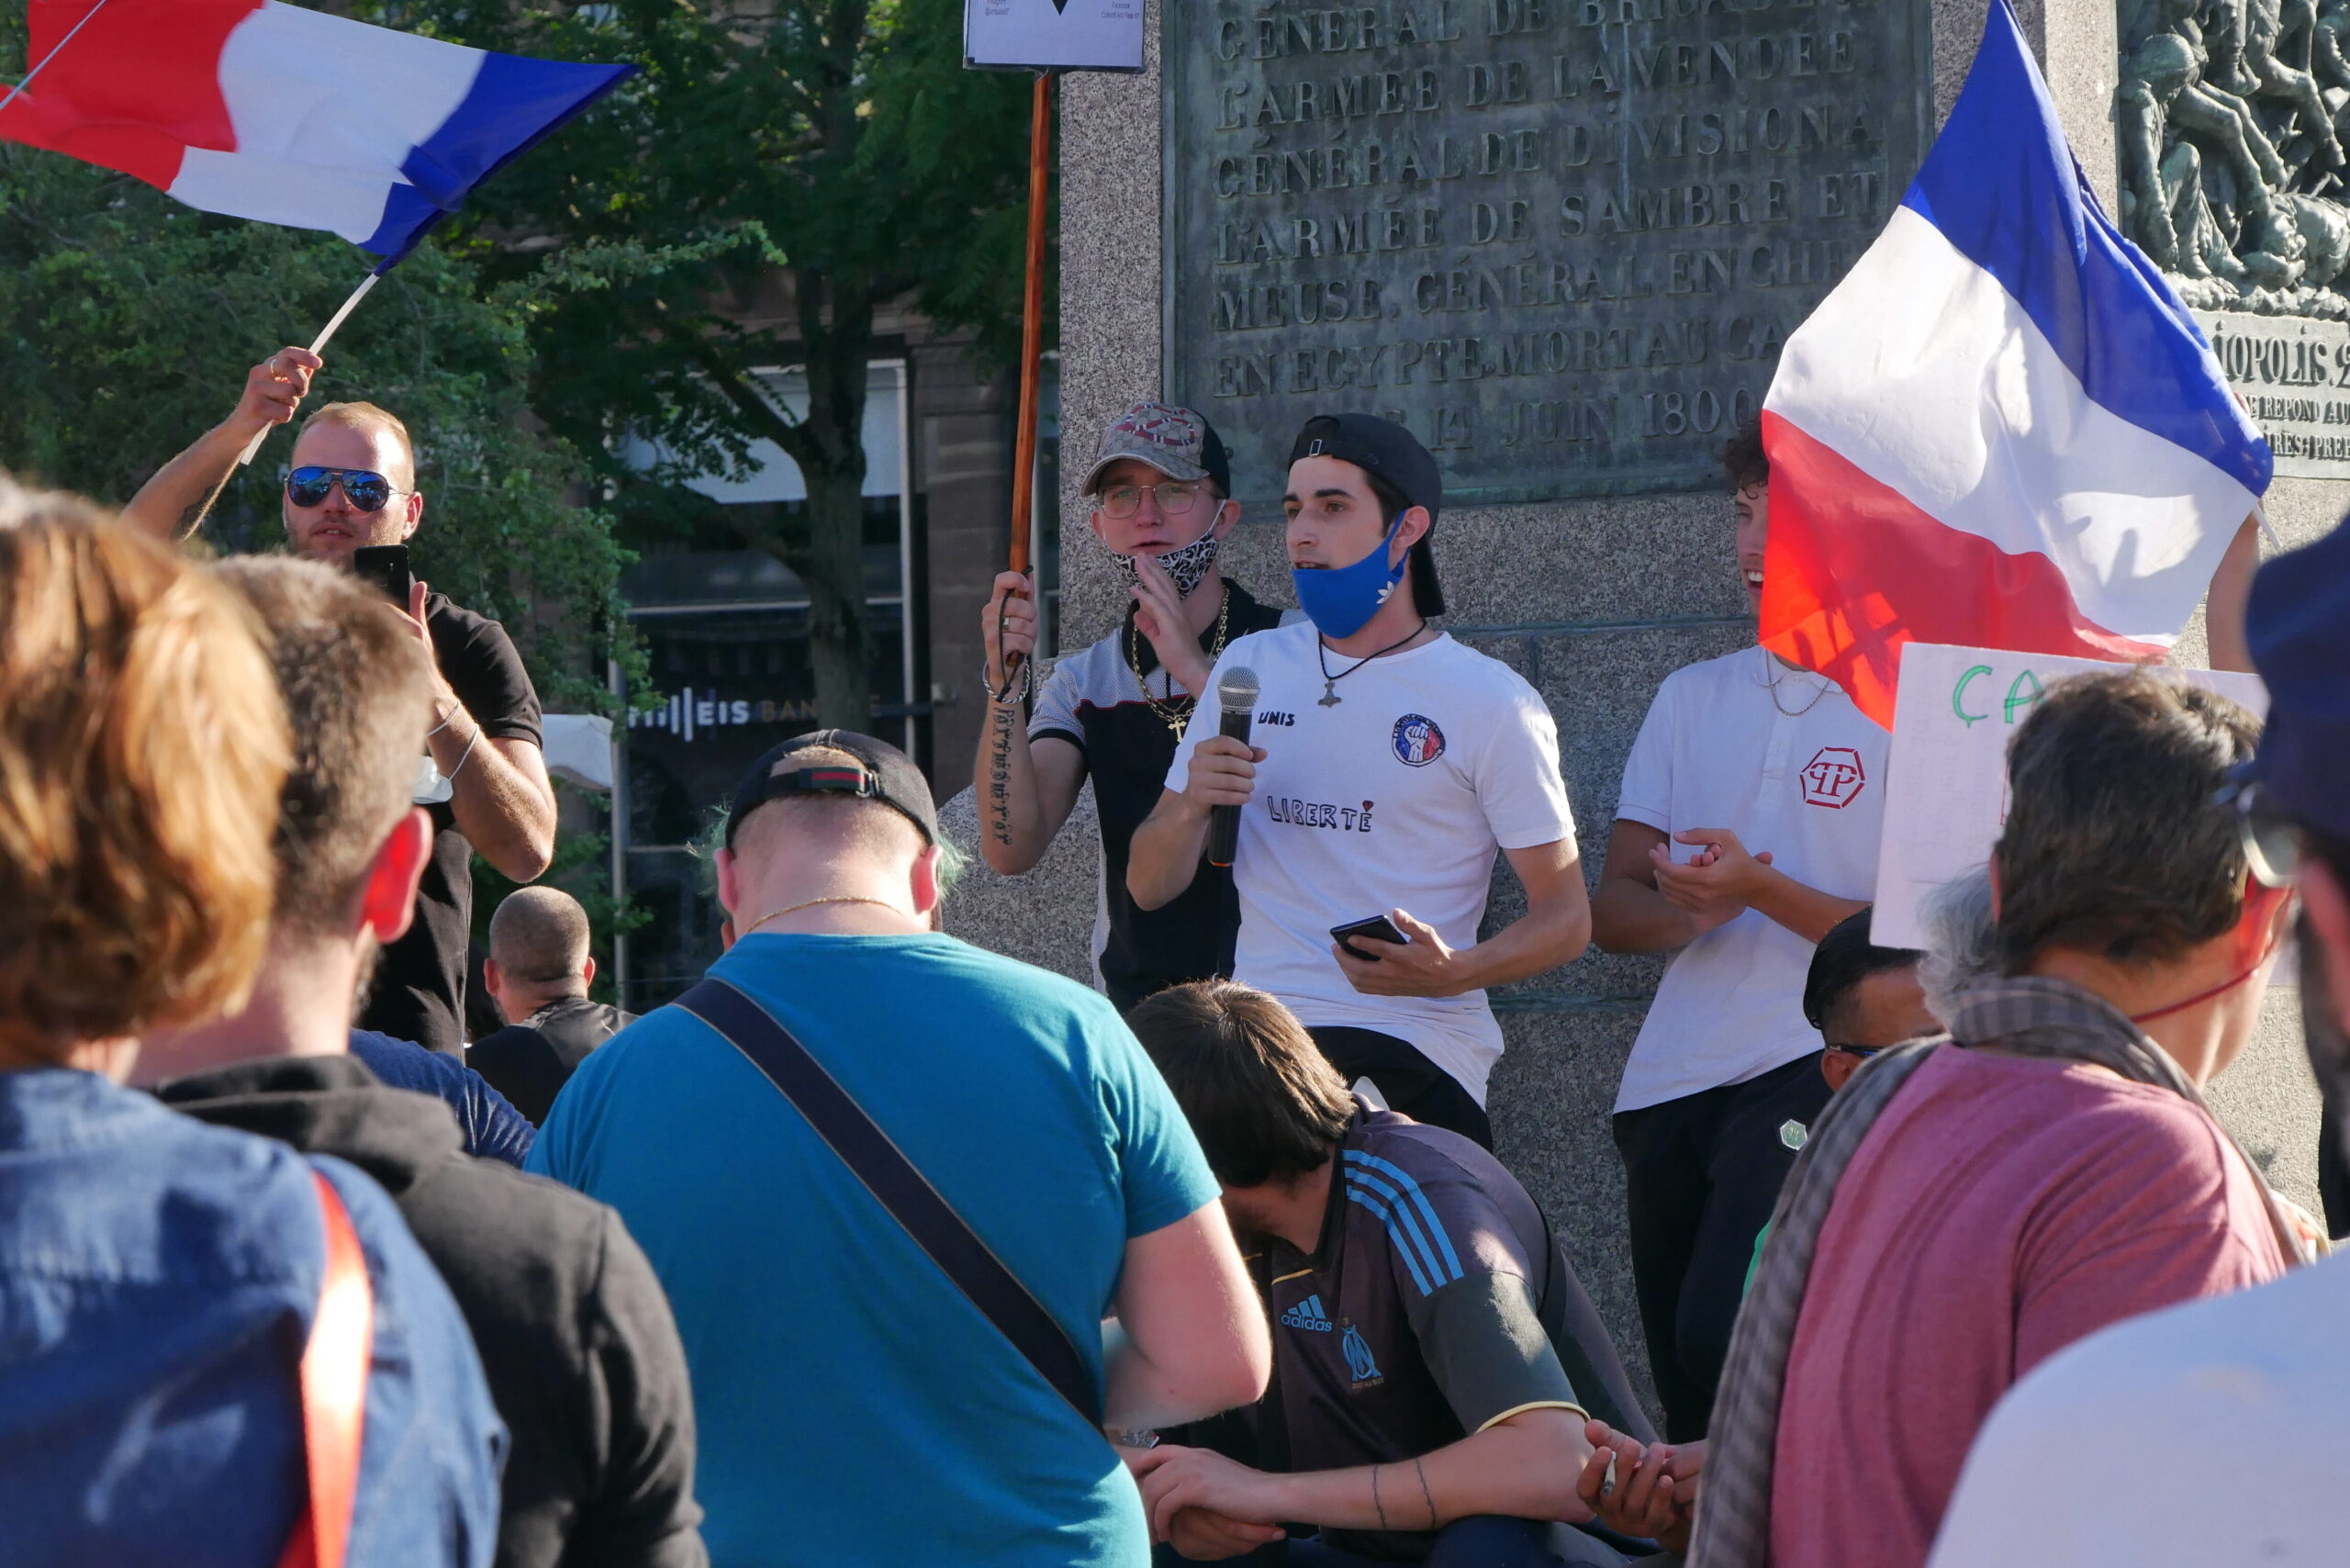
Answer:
[
  {"left": 964, "top": 0, "right": 1145, "bottom": 689},
  {"left": 1871, "top": 643, "right": 2266, "bottom": 948},
  {"left": 965, "top": 0, "right": 1145, "bottom": 73}
]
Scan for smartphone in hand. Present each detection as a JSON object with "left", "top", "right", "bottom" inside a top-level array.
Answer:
[
  {"left": 1330, "top": 913, "right": 1409, "bottom": 962},
  {"left": 352, "top": 544, "right": 413, "bottom": 608}
]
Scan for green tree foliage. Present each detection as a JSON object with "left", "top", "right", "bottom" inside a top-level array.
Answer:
[
  {"left": 377, "top": 0, "right": 1041, "bottom": 730},
  {"left": 0, "top": 140, "right": 639, "bottom": 711}
]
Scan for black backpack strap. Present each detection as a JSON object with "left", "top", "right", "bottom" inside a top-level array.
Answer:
[{"left": 672, "top": 977, "right": 1101, "bottom": 1423}]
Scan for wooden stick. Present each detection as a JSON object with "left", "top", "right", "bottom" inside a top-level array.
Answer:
[
  {"left": 1000, "top": 70, "right": 1053, "bottom": 689},
  {"left": 235, "top": 270, "right": 382, "bottom": 466},
  {"left": 1009, "top": 70, "right": 1052, "bottom": 580}
]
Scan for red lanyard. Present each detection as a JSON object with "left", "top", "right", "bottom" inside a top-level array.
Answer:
[{"left": 277, "top": 1171, "right": 373, "bottom": 1568}]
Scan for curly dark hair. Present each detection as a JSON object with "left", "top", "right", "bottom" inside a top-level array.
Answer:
[{"left": 1719, "top": 417, "right": 1768, "bottom": 493}]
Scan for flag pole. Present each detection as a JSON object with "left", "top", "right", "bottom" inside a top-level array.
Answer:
[
  {"left": 0, "top": 0, "right": 113, "bottom": 118},
  {"left": 1002, "top": 68, "right": 1054, "bottom": 691},
  {"left": 235, "top": 270, "right": 382, "bottom": 466}
]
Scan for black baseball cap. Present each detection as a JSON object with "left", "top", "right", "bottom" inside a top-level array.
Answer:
[
  {"left": 2244, "top": 516, "right": 2350, "bottom": 841},
  {"left": 725, "top": 729, "right": 939, "bottom": 849},
  {"left": 1289, "top": 412, "right": 1446, "bottom": 616}
]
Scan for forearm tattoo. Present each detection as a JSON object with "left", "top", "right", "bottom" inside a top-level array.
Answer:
[{"left": 988, "top": 700, "right": 1015, "bottom": 847}]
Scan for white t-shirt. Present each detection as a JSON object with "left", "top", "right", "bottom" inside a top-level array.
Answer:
[
  {"left": 1166, "top": 625, "right": 1576, "bottom": 1105},
  {"left": 1613, "top": 646, "right": 1887, "bottom": 1113},
  {"left": 1927, "top": 1249, "right": 2350, "bottom": 1566}
]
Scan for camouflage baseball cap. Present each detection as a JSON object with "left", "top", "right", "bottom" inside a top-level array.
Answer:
[{"left": 1080, "top": 400, "right": 1234, "bottom": 498}]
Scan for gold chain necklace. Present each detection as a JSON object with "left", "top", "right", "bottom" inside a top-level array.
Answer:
[
  {"left": 1761, "top": 648, "right": 1830, "bottom": 718},
  {"left": 1126, "top": 586, "right": 1232, "bottom": 739},
  {"left": 742, "top": 895, "right": 910, "bottom": 936}
]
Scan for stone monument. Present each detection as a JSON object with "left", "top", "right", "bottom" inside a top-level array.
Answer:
[{"left": 941, "top": 0, "right": 2335, "bottom": 1408}]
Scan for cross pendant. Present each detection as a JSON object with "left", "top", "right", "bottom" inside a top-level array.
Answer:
[{"left": 1318, "top": 681, "right": 1342, "bottom": 708}]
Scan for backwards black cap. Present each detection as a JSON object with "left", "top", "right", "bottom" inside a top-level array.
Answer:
[
  {"left": 1289, "top": 412, "right": 1446, "bottom": 617},
  {"left": 725, "top": 729, "right": 940, "bottom": 849}
]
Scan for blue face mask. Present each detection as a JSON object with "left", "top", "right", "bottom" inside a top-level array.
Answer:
[{"left": 1292, "top": 519, "right": 1407, "bottom": 639}]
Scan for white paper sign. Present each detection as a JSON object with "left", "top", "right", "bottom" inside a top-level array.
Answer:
[
  {"left": 964, "top": 0, "right": 1145, "bottom": 71},
  {"left": 1871, "top": 644, "right": 2267, "bottom": 949}
]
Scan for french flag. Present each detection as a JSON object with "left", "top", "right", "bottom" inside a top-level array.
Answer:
[
  {"left": 0, "top": 0, "right": 630, "bottom": 265},
  {"left": 1759, "top": 0, "right": 2269, "bottom": 729}
]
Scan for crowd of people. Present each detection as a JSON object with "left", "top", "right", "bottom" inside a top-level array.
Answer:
[{"left": 4, "top": 341, "right": 2348, "bottom": 1568}]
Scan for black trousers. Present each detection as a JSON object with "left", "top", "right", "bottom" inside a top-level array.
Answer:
[
  {"left": 1307, "top": 1026, "right": 1493, "bottom": 1149},
  {"left": 1612, "top": 1052, "right": 1831, "bottom": 1441}
]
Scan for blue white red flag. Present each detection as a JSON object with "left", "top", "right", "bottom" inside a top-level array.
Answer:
[
  {"left": 1758, "top": 0, "right": 2269, "bottom": 728},
  {"left": 0, "top": 0, "right": 629, "bottom": 267}
]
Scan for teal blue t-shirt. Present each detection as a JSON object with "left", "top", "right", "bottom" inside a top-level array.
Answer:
[{"left": 527, "top": 933, "right": 1220, "bottom": 1568}]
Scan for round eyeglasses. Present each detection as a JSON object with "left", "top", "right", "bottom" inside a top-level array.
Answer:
[{"left": 1097, "top": 481, "right": 1208, "bottom": 521}]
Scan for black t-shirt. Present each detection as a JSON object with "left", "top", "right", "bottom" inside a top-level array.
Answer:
[
  {"left": 470, "top": 997, "right": 634, "bottom": 1126},
  {"left": 360, "top": 592, "right": 542, "bottom": 1056},
  {"left": 1027, "top": 581, "right": 1286, "bottom": 1012}
]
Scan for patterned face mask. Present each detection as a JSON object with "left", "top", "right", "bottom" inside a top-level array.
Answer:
[{"left": 1102, "top": 522, "right": 1222, "bottom": 599}]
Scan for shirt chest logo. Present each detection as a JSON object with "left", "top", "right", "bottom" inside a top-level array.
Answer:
[
  {"left": 1799, "top": 745, "right": 1867, "bottom": 809},
  {"left": 1280, "top": 1293, "right": 1335, "bottom": 1332},
  {"left": 1392, "top": 713, "right": 1446, "bottom": 767},
  {"left": 1257, "top": 709, "right": 1296, "bottom": 727},
  {"left": 1341, "top": 1324, "right": 1383, "bottom": 1387}
]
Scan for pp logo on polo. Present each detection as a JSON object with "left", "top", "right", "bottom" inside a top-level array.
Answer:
[
  {"left": 1800, "top": 745, "right": 1866, "bottom": 808},
  {"left": 1392, "top": 714, "right": 1446, "bottom": 767}
]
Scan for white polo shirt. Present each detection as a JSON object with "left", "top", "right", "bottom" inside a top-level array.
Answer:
[
  {"left": 1613, "top": 646, "right": 1888, "bottom": 1114},
  {"left": 1168, "top": 624, "right": 1577, "bottom": 1105}
]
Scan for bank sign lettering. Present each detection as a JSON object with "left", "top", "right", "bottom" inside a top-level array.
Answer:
[
  {"left": 1869, "top": 644, "right": 2266, "bottom": 949},
  {"left": 1164, "top": 0, "right": 1932, "bottom": 503}
]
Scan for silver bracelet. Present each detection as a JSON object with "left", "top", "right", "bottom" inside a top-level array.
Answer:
[
  {"left": 448, "top": 727, "right": 482, "bottom": 779},
  {"left": 980, "top": 655, "right": 1033, "bottom": 706}
]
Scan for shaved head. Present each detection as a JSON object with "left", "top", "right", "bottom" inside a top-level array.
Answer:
[{"left": 488, "top": 885, "right": 592, "bottom": 985}]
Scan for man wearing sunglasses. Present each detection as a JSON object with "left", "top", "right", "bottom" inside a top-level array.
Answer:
[
  {"left": 975, "top": 400, "right": 1286, "bottom": 1012},
  {"left": 1927, "top": 520, "right": 2350, "bottom": 1568},
  {"left": 122, "top": 345, "right": 557, "bottom": 1058}
]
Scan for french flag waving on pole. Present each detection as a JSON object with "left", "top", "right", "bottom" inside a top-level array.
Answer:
[
  {"left": 0, "top": 0, "right": 630, "bottom": 268},
  {"left": 1758, "top": 0, "right": 2269, "bottom": 729}
]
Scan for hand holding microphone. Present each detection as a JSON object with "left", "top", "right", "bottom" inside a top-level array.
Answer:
[{"left": 1205, "top": 667, "right": 1259, "bottom": 868}]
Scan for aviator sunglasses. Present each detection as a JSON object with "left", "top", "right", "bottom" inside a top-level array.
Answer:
[{"left": 285, "top": 465, "right": 400, "bottom": 513}]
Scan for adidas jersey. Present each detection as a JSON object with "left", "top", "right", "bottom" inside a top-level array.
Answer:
[
  {"left": 1029, "top": 582, "right": 1287, "bottom": 1009},
  {"left": 1248, "top": 1103, "right": 1652, "bottom": 1559}
]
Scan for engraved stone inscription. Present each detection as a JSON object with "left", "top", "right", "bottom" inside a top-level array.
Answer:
[
  {"left": 1163, "top": 0, "right": 1931, "bottom": 503},
  {"left": 2194, "top": 309, "right": 2350, "bottom": 476}
]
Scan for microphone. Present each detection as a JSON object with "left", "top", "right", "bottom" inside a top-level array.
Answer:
[{"left": 1207, "top": 666, "right": 1259, "bottom": 869}]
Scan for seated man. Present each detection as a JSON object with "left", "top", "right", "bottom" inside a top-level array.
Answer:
[
  {"left": 470, "top": 886, "right": 634, "bottom": 1125},
  {"left": 1125, "top": 980, "right": 1653, "bottom": 1566}
]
